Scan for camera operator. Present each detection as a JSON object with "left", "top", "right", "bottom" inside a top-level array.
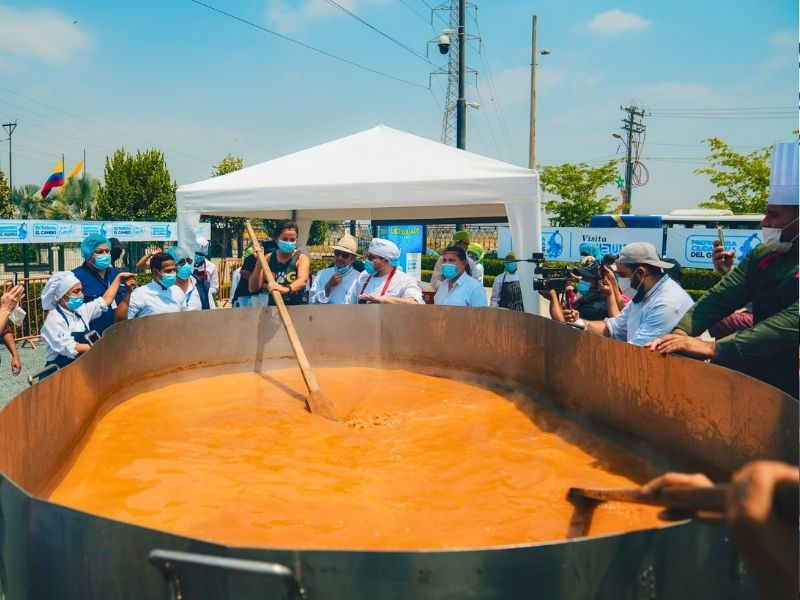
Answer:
[
  {"left": 561, "top": 242, "right": 694, "bottom": 346},
  {"left": 541, "top": 261, "right": 618, "bottom": 323}
]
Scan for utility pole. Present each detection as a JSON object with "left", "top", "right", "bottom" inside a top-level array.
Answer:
[
  {"left": 528, "top": 15, "right": 538, "bottom": 170},
  {"left": 455, "top": 0, "right": 466, "bottom": 150},
  {"left": 619, "top": 104, "right": 646, "bottom": 214},
  {"left": 2, "top": 122, "right": 16, "bottom": 191}
]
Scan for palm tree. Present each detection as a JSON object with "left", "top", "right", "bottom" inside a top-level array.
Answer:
[
  {"left": 11, "top": 184, "right": 49, "bottom": 219},
  {"left": 43, "top": 176, "right": 100, "bottom": 220}
]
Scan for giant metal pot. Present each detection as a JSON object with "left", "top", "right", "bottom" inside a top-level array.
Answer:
[{"left": 0, "top": 306, "right": 796, "bottom": 599}]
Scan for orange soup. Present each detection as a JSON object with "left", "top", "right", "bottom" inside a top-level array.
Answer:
[{"left": 49, "top": 367, "right": 664, "bottom": 549}]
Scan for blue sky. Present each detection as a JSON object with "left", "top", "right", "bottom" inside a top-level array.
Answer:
[{"left": 0, "top": 0, "right": 796, "bottom": 215}]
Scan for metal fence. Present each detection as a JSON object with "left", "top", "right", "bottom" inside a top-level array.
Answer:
[{"left": 425, "top": 225, "right": 500, "bottom": 254}]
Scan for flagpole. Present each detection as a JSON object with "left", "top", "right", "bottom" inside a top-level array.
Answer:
[{"left": 83, "top": 149, "right": 86, "bottom": 180}]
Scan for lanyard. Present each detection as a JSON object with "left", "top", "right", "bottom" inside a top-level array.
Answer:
[
  {"left": 55, "top": 305, "right": 88, "bottom": 332},
  {"left": 359, "top": 267, "right": 397, "bottom": 298}
]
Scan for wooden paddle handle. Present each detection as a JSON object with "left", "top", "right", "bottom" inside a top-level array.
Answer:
[
  {"left": 244, "top": 223, "right": 338, "bottom": 421},
  {"left": 568, "top": 482, "right": 798, "bottom": 523}
]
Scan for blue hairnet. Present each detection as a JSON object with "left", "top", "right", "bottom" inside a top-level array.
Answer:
[
  {"left": 80, "top": 233, "right": 111, "bottom": 259},
  {"left": 166, "top": 246, "right": 191, "bottom": 263},
  {"left": 578, "top": 243, "right": 602, "bottom": 260}
]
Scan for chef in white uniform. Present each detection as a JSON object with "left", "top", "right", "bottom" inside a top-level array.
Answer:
[
  {"left": 168, "top": 246, "right": 215, "bottom": 311},
  {"left": 345, "top": 238, "right": 424, "bottom": 305},
  {"left": 193, "top": 236, "right": 219, "bottom": 298},
  {"left": 125, "top": 252, "right": 186, "bottom": 319},
  {"left": 309, "top": 234, "right": 362, "bottom": 305}
]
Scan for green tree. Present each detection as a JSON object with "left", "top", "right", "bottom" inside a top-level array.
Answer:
[
  {"left": 0, "top": 170, "right": 11, "bottom": 219},
  {"left": 540, "top": 160, "right": 619, "bottom": 227},
  {"left": 44, "top": 176, "right": 100, "bottom": 220},
  {"left": 96, "top": 148, "right": 177, "bottom": 220},
  {"left": 695, "top": 138, "right": 771, "bottom": 214},
  {"left": 203, "top": 154, "right": 245, "bottom": 257},
  {"left": 11, "top": 184, "right": 49, "bottom": 219}
]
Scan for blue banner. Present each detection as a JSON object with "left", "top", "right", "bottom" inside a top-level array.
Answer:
[
  {"left": 2, "top": 220, "right": 209, "bottom": 245},
  {"left": 378, "top": 224, "right": 424, "bottom": 280}
]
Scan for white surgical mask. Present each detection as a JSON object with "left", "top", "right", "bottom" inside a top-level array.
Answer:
[
  {"left": 762, "top": 219, "right": 798, "bottom": 254},
  {"left": 618, "top": 277, "right": 634, "bottom": 296}
]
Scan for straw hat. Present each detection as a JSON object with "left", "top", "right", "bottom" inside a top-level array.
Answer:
[{"left": 332, "top": 234, "right": 358, "bottom": 256}]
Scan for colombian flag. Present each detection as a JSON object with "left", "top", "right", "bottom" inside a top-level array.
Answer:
[
  {"left": 40, "top": 159, "right": 64, "bottom": 199},
  {"left": 66, "top": 159, "right": 83, "bottom": 182}
]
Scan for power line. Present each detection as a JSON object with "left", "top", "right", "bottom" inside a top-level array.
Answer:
[
  {"left": 189, "top": 0, "right": 428, "bottom": 89},
  {"left": 398, "top": 0, "right": 435, "bottom": 31},
  {"left": 650, "top": 106, "right": 794, "bottom": 111},
  {"left": 650, "top": 115, "right": 795, "bottom": 120}
]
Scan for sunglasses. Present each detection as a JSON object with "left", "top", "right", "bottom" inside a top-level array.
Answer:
[{"left": 333, "top": 251, "right": 353, "bottom": 258}]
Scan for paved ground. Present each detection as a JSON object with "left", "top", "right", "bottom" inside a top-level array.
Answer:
[{"left": 0, "top": 343, "right": 47, "bottom": 410}]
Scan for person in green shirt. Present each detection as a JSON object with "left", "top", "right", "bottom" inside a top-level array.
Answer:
[{"left": 648, "top": 141, "right": 799, "bottom": 398}]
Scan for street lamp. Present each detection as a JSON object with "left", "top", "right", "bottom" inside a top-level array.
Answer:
[{"left": 529, "top": 17, "right": 551, "bottom": 170}]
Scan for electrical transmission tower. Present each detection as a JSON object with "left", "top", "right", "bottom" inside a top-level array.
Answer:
[
  {"left": 618, "top": 102, "right": 648, "bottom": 214},
  {"left": 429, "top": 1, "right": 478, "bottom": 148}
]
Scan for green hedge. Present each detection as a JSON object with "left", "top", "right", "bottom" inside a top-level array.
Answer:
[{"left": 685, "top": 289, "right": 708, "bottom": 302}]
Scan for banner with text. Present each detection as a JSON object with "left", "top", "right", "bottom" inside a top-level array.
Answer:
[
  {"left": 0, "top": 220, "right": 210, "bottom": 245},
  {"left": 378, "top": 224, "right": 423, "bottom": 280},
  {"left": 664, "top": 228, "right": 762, "bottom": 269},
  {"left": 498, "top": 226, "right": 663, "bottom": 262}
]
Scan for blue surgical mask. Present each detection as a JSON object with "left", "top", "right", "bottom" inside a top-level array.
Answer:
[
  {"left": 505, "top": 263, "right": 518, "bottom": 274},
  {"left": 389, "top": 257, "right": 400, "bottom": 267},
  {"left": 335, "top": 265, "right": 352, "bottom": 276},
  {"left": 177, "top": 264, "right": 194, "bottom": 280},
  {"left": 577, "top": 281, "right": 592, "bottom": 296},
  {"left": 194, "top": 254, "right": 205, "bottom": 266},
  {"left": 442, "top": 263, "right": 459, "bottom": 280},
  {"left": 364, "top": 261, "right": 377, "bottom": 276},
  {"left": 160, "top": 273, "right": 177, "bottom": 288},
  {"left": 277, "top": 240, "right": 297, "bottom": 253},
  {"left": 93, "top": 254, "right": 112, "bottom": 270},
  {"left": 66, "top": 296, "right": 84, "bottom": 311}
]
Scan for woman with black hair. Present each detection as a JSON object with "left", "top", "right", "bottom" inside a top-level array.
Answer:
[{"left": 249, "top": 220, "right": 310, "bottom": 305}]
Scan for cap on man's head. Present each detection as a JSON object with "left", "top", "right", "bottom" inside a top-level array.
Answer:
[
  {"left": 367, "top": 238, "right": 400, "bottom": 261},
  {"left": 331, "top": 234, "right": 358, "bottom": 255},
  {"left": 661, "top": 257, "right": 683, "bottom": 283},
  {"left": 617, "top": 242, "right": 674, "bottom": 269},
  {"left": 505, "top": 251, "right": 516, "bottom": 260},
  {"left": 768, "top": 142, "right": 799, "bottom": 206},
  {"left": 452, "top": 231, "right": 470, "bottom": 243},
  {"left": 195, "top": 236, "right": 209, "bottom": 255}
]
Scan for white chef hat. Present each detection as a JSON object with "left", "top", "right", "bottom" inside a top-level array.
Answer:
[
  {"left": 41, "top": 271, "right": 81, "bottom": 310},
  {"left": 195, "top": 236, "right": 210, "bottom": 254},
  {"left": 769, "top": 142, "right": 799, "bottom": 206},
  {"left": 367, "top": 238, "right": 400, "bottom": 261}
]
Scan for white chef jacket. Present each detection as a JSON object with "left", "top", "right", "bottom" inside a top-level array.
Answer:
[
  {"left": 194, "top": 259, "right": 219, "bottom": 296},
  {"left": 177, "top": 278, "right": 215, "bottom": 311},
  {"left": 128, "top": 281, "right": 186, "bottom": 319},
  {"left": 344, "top": 269, "right": 424, "bottom": 304},
  {"left": 41, "top": 299, "right": 108, "bottom": 362}
]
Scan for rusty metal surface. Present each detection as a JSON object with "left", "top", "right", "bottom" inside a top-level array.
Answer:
[{"left": 0, "top": 305, "right": 795, "bottom": 599}]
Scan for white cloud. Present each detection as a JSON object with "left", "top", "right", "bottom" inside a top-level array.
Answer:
[
  {"left": 0, "top": 5, "right": 90, "bottom": 63},
  {"left": 769, "top": 29, "right": 795, "bottom": 50},
  {"left": 587, "top": 9, "right": 650, "bottom": 36},
  {"left": 265, "top": 0, "right": 391, "bottom": 33}
]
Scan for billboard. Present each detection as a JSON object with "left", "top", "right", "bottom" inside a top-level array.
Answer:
[
  {"left": 377, "top": 224, "right": 424, "bottom": 280},
  {"left": 0, "top": 220, "right": 210, "bottom": 245},
  {"left": 664, "top": 228, "right": 762, "bottom": 269}
]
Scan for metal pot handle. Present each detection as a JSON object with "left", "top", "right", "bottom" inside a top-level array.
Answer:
[
  {"left": 148, "top": 549, "right": 305, "bottom": 600},
  {"left": 85, "top": 330, "right": 101, "bottom": 346},
  {"left": 28, "top": 363, "right": 59, "bottom": 386}
]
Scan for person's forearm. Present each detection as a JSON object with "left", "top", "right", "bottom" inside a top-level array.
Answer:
[
  {"left": 114, "top": 296, "right": 131, "bottom": 321},
  {"left": 248, "top": 265, "right": 263, "bottom": 293},
  {"left": 2, "top": 332, "right": 15, "bottom": 355},
  {"left": 385, "top": 296, "right": 419, "bottom": 305},
  {"left": 606, "top": 294, "right": 620, "bottom": 318},
  {"left": 0, "top": 308, "right": 11, "bottom": 334},
  {"left": 102, "top": 278, "right": 122, "bottom": 305}
]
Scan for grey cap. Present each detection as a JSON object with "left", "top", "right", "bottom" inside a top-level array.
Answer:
[{"left": 617, "top": 242, "right": 674, "bottom": 269}]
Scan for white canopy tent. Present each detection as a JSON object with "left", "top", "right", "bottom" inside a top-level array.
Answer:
[{"left": 177, "top": 125, "right": 542, "bottom": 312}]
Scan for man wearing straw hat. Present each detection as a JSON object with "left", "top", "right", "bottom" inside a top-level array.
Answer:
[
  {"left": 309, "top": 234, "right": 362, "bottom": 305},
  {"left": 649, "top": 141, "right": 799, "bottom": 397}
]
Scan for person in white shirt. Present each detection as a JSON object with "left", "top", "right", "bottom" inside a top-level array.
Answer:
[
  {"left": 309, "top": 234, "right": 362, "bottom": 305},
  {"left": 563, "top": 242, "right": 694, "bottom": 346},
  {"left": 345, "top": 238, "right": 424, "bottom": 305},
  {"left": 168, "top": 246, "right": 214, "bottom": 311},
  {"left": 124, "top": 252, "right": 186, "bottom": 319},
  {"left": 193, "top": 236, "right": 219, "bottom": 297},
  {"left": 40, "top": 270, "right": 135, "bottom": 372},
  {"left": 430, "top": 231, "right": 480, "bottom": 291},
  {"left": 434, "top": 246, "right": 488, "bottom": 307},
  {"left": 491, "top": 252, "right": 524, "bottom": 311}
]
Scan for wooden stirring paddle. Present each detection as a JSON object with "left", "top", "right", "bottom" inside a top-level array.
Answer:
[{"left": 245, "top": 222, "right": 339, "bottom": 421}]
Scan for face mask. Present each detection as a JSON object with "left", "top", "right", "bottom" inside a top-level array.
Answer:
[
  {"left": 618, "top": 276, "right": 634, "bottom": 297},
  {"left": 160, "top": 273, "right": 177, "bottom": 288},
  {"left": 194, "top": 254, "right": 205, "bottom": 266},
  {"left": 177, "top": 264, "right": 194, "bottom": 280},
  {"left": 576, "top": 281, "right": 592, "bottom": 296},
  {"left": 762, "top": 221, "right": 798, "bottom": 253},
  {"left": 504, "top": 263, "right": 518, "bottom": 274},
  {"left": 335, "top": 265, "right": 352, "bottom": 276},
  {"left": 66, "top": 296, "right": 84, "bottom": 311},
  {"left": 93, "top": 254, "right": 112, "bottom": 270},
  {"left": 442, "top": 263, "right": 459, "bottom": 280},
  {"left": 277, "top": 240, "right": 297, "bottom": 253},
  {"left": 389, "top": 257, "right": 400, "bottom": 267},
  {"left": 364, "top": 261, "right": 377, "bottom": 276}
]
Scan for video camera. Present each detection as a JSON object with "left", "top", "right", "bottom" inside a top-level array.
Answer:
[{"left": 529, "top": 252, "right": 571, "bottom": 293}]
